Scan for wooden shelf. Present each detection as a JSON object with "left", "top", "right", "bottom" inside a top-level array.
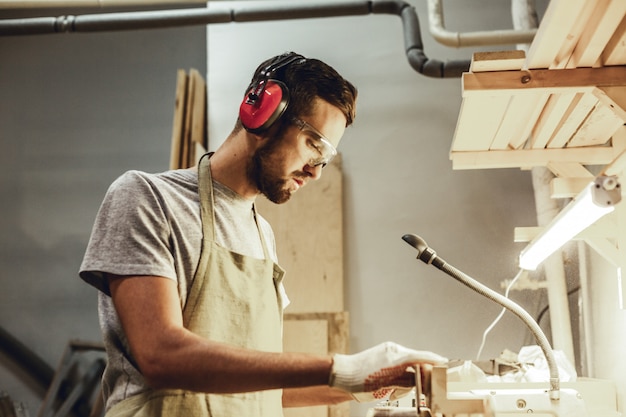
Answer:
[{"left": 450, "top": 0, "right": 626, "bottom": 178}]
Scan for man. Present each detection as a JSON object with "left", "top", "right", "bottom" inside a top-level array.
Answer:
[{"left": 80, "top": 52, "right": 446, "bottom": 417}]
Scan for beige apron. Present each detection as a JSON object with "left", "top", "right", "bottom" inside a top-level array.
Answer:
[{"left": 107, "top": 154, "right": 286, "bottom": 417}]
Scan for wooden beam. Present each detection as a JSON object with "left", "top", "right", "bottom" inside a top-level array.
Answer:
[
  {"left": 603, "top": 126, "right": 626, "bottom": 176},
  {"left": 180, "top": 70, "right": 196, "bottom": 169},
  {"left": 525, "top": 0, "right": 588, "bottom": 69},
  {"left": 450, "top": 146, "right": 619, "bottom": 170},
  {"left": 569, "top": 0, "right": 626, "bottom": 68},
  {"left": 603, "top": 12, "right": 626, "bottom": 65},
  {"left": 546, "top": 161, "right": 594, "bottom": 178},
  {"left": 529, "top": 92, "right": 577, "bottom": 148},
  {"left": 554, "top": 1, "right": 597, "bottom": 69},
  {"left": 451, "top": 95, "right": 510, "bottom": 151},
  {"left": 189, "top": 69, "right": 207, "bottom": 167},
  {"left": 551, "top": 177, "right": 593, "bottom": 198},
  {"left": 567, "top": 103, "right": 624, "bottom": 147},
  {"left": 491, "top": 93, "right": 548, "bottom": 150},
  {"left": 547, "top": 92, "right": 598, "bottom": 148},
  {"left": 470, "top": 50, "right": 526, "bottom": 73},
  {"left": 169, "top": 69, "right": 187, "bottom": 170},
  {"left": 508, "top": 93, "right": 551, "bottom": 149},
  {"left": 462, "top": 67, "right": 626, "bottom": 97},
  {"left": 594, "top": 86, "right": 626, "bottom": 122}
]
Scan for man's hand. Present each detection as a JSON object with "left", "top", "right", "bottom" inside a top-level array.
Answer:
[{"left": 328, "top": 341, "right": 447, "bottom": 403}]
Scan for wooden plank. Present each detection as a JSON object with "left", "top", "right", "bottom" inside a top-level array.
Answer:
[
  {"left": 169, "top": 69, "right": 187, "bottom": 170},
  {"left": 525, "top": 0, "right": 588, "bottom": 69},
  {"left": 181, "top": 70, "right": 196, "bottom": 170},
  {"left": 551, "top": 177, "right": 594, "bottom": 198},
  {"left": 450, "top": 95, "right": 509, "bottom": 152},
  {"left": 193, "top": 141, "right": 206, "bottom": 167},
  {"left": 283, "top": 319, "right": 329, "bottom": 417},
  {"left": 546, "top": 161, "right": 593, "bottom": 178},
  {"left": 553, "top": 0, "right": 597, "bottom": 69},
  {"left": 490, "top": 93, "right": 548, "bottom": 150},
  {"left": 603, "top": 126, "right": 626, "bottom": 176},
  {"left": 283, "top": 312, "right": 349, "bottom": 355},
  {"left": 450, "top": 146, "right": 618, "bottom": 170},
  {"left": 594, "top": 86, "right": 626, "bottom": 122},
  {"left": 529, "top": 92, "right": 577, "bottom": 148},
  {"left": 569, "top": 0, "right": 626, "bottom": 68},
  {"left": 567, "top": 103, "right": 624, "bottom": 147},
  {"left": 470, "top": 50, "right": 525, "bottom": 73},
  {"left": 546, "top": 92, "right": 598, "bottom": 148},
  {"left": 603, "top": 13, "right": 626, "bottom": 65},
  {"left": 283, "top": 312, "right": 349, "bottom": 417},
  {"left": 188, "top": 69, "right": 207, "bottom": 168},
  {"left": 508, "top": 93, "right": 551, "bottom": 149},
  {"left": 283, "top": 319, "right": 328, "bottom": 354},
  {"left": 462, "top": 67, "right": 626, "bottom": 97},
  {"left": 604, "top": 149, "right": 626, "bottom": 176},
  {"left": 256, "top": 156, "right": 344, "bottom": 314}
]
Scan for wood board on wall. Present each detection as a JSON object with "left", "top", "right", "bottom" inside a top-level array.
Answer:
[
  {"left": 255, "top": 155, "right": 344, "bottom": 314},
  {"left": 256, "top": 156, "right": 348, "bottom": 417},
  {"left": 283, "top": 312, "right": 350, "bottom": 417},
  {"left": 170, "top": 68, "right": 207, "bottom": 170}
]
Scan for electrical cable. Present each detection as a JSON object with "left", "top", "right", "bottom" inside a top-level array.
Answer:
[
  {"left": 475, "top": 269, "right": 524, "bottom": 361},
  {"left": 536, "top": 285, "right": 581, "bottom": 326}
]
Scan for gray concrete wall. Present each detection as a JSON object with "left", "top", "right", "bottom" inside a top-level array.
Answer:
[{"left": 0, "top": 5, "right": 207, "bottom": 413}]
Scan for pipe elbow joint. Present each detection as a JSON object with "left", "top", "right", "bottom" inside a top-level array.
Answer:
[{"left": 370, "top": 0, "right": 412, "bottom": 15}]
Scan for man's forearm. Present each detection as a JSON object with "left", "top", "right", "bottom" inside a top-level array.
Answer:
[
  {"left": 142, "top": 334, "right": 334, "bottom": 393},
  {"left": 283, "top": 386, "right": 352, "bottom": 407}
]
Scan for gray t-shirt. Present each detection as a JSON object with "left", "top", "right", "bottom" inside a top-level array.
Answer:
[{"left": 79, "top": 167, "right": 287, "bottom": 411}]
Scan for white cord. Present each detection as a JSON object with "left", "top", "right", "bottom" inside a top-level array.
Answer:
[{"left": 475, "top": 269, "right": 525, "bottom": 361}]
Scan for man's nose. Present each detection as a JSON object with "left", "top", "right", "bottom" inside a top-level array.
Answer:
[{"left": 303, "top": 163, "right": 323, "bottom": 180}]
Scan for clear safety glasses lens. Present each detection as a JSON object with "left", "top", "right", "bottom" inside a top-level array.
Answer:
[{"left": 292, "top": 118, "right": 337, "bottom": 168}]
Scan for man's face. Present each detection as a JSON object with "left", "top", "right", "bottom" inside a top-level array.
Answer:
[{"left": 248, "top": 98, "right": 347, "bottom": 204}]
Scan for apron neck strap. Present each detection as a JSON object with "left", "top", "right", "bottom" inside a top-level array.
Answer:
[{"left": 197, "top": 153, "right": 270, "bottom": 260}]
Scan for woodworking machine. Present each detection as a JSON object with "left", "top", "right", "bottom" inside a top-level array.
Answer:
[{"left": 364, "top": 234, "right": 620, "bottom": 417}]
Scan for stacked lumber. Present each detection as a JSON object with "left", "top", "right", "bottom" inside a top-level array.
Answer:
[
  {"left": 447, "top": 0, "right": 626, "bottom": 274},
  {"left": 170, "top": 69, "right": 207, "bottom": 170},
  {"left": 450, "top": 0, "right": 626, "bottom": 172}
]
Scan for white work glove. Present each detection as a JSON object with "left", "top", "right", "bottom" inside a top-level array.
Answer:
[{"left": 329, "top": 341, "right": 447, "bottom": 403}]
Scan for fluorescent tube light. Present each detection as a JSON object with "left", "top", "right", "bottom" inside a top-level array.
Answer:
[{"left": 519, "top": 175, "right": 621, "bottom": 271}]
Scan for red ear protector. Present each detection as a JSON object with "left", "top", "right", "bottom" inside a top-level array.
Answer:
[
  {"left": 239, "top": 53, "right": 305, "bottom": 133},
  {"left": 239, "top": 79, "right": 289, "bottom": 133}
]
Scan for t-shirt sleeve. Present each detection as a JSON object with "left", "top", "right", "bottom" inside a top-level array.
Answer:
[{"left": 79, "top": 171, "right": 177, "bottom": 295}]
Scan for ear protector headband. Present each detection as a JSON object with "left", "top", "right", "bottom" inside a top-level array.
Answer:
[{"left": 239, "top": 53, "right": 305, "bottom": 133}]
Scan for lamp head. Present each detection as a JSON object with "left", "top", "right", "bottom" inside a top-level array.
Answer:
[{"left": 402, "top": 234, "right": 438, "bottom": 264}]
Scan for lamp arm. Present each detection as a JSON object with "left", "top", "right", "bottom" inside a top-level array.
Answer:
[{"left": 402, "top": 234, "right": 561, "bottom": 401}]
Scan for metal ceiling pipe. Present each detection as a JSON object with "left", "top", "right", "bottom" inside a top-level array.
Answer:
[
  {"left": 0, "top": 0, "right": 204, "bottom": 8},
  {"left": 0, "top": 0, "right": 470, "bottom": 78},
  {"left": 427, "top": 0, "right": 536, "bottom": 47}
]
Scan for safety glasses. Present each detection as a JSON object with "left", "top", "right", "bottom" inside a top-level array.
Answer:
[{"left": 291, "top": 117, "right": 337, "bottom": 168}]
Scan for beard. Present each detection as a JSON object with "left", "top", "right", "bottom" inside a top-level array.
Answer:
[{"left": 247, "top": 135, "right": 295, "bottom": 204}]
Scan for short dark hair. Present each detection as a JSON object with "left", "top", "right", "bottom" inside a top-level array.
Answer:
[{"left": 236, "top": 52, "right": 357, "bottom": 133}]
